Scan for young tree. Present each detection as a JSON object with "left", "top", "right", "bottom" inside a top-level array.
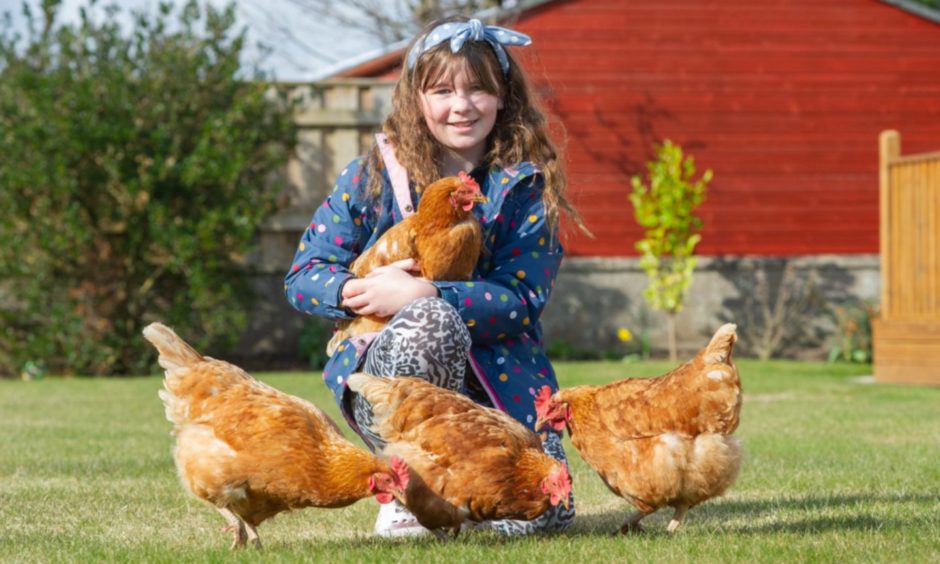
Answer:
[
  {"left": 629, "top": 141, "right": 711, "bottom": 362},
  {"left": 0, "top": 0, "right": 296, "bottom": 376}
]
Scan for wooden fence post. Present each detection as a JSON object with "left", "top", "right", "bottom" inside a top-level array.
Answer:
[{"left": 878, "top": 130, "right": 899, "bottom": 321}]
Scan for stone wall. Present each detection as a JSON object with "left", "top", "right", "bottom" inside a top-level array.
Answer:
[
  {"left": 234, "top": 252, "right": 879, "bottom": 367},
  {"left": 545, "top": 254, "right": 879, "bottom": 360}
]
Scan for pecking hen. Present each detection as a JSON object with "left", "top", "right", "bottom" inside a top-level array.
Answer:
[
  {"left": 535, "top": 323, "right": 742, "bottom": 534},
  {"left": 326, "top": 171, "right": 486, "bottom": 355},
  {"left": 143, "top": 323, "right": 408, "bottom": 549},
  {"left": 347, "top": 373, "right": 572, "bottom": 538}
]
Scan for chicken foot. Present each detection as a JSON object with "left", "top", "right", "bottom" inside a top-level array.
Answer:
[
  {"left": 431, "top": 526, "right": 460, "bottom": 541},
  {"left": 617, "top": 510, "right": 652, "bottom": 535},
  {"left": 217, "top": 507, "right": 248, "bottom": 549}
]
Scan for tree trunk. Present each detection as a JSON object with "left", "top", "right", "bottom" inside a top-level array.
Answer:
[{"left": 667, "top": 312, "right": 678, "bottom": 363}]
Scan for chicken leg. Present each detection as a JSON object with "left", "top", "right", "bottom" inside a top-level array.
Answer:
[
  {"left": 666, "top": 505, "right": 689, "bottom": 534},
  {"left": 245, "top": 522, "right": 262, "bottom": 549},
  {"left": 618, "top": 510, "right": 652, "bottom": 534},
  {"left": 217, "top": 507, "right": 247, "bottom": 549}
]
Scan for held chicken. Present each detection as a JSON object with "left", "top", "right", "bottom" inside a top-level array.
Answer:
[
  {"left": 143, "top": 323, "right": 409, "bottom": 549},
  {"left": 346, "top": 373, "right": 572, "bottom": 538},
  {"left": 535, "top": 323, "right": 742, "bottom": 534},
  {"left": 326, "top": 171, "right": 486, "bottom": 355}
]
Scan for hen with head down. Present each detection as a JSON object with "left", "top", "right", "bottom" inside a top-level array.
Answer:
[
  {"left": 143, "top": 323, "right": 409, "bottom": 549},
  {"left": 535, "top": 324, "right": 743, "bottom": 534},
  {"left": 347, "top": 373, "right": 572, "bottom": 539}
]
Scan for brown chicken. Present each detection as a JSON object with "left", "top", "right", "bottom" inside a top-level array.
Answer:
[
  {"left": 143, "top": 323, "right": 409, "bottom": 549},
  {"left": 326, "top": 171, "right": 486, "bottom": 355},
  {"left": 346, "top": 373, "right": 572, "bottom": 538},
  {"left": 535, "top": 323, "right": 743, "bottom": 534}
]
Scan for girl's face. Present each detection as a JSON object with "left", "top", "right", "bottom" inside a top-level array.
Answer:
[{"left": 419, "top": 68, "right": 501, "bottom": 171}]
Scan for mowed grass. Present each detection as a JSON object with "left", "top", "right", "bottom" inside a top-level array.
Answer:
[{"left": 2, "top": 360, "right": 939, "bottom": 563}]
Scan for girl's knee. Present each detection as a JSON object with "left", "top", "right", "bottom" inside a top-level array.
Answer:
[
  {"left": 389, "top": 296, "right": 470, "bottom": 350},
  {"left": 363, "top": 297, "right": 470, "bottom": 388},
  {"left": 399, "top": 296, "right": 464, "bottom": 328}
]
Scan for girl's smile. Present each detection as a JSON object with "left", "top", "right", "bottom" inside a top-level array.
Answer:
[{"left": 449, "top": 119, "right": 478, "bottom": 130}]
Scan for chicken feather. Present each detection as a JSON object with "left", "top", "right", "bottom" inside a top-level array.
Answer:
[
  {"left": 347, "top": 374, "right": 572, "bottom": 537},
  {"left": 144, "top": 323, "right": 408, "bottom": 549},
  {"left": 535, "top": 323, "right": 742, "bottom": 534},
  {"left": 326, "top": 173, "right": 485, "bottom": 355}
]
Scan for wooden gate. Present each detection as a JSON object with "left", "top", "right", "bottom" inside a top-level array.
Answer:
[{"left": 873, "top": 130, "right": 940, "bottom": 385}]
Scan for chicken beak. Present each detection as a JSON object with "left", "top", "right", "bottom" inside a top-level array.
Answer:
[
  {"left": 473, "top": 194, "right": 488, "bottom": 204},
  {"left": 562, "top": 496, "right": 571, "bottom": 510},
  {"left": 534, "top": 417, "right": 546, "bottom": 432}
]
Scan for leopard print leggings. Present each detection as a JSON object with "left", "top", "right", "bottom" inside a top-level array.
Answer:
[{"left": 348, "top": 297, "right": 575, "bottom": 535}]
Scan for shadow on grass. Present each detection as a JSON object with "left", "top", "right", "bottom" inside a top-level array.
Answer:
[
  {"left": 554, "top": 491, "right": 935, "bottom": 538},
  {"left": 684, "top": 492, "right": 933, "bottom": 534},
  {"left": 266, "top": 492, "right": 936, "bottom": 551}
]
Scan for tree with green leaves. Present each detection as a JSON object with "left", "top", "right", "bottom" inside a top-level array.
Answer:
[
  {"left": 0, "top": 0, "right": 296, "bottom": 376},
  {"left": 630, "top": 140, "right": 711, "bottom": 362}
]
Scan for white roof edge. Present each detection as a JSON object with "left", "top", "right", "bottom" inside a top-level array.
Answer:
[{"left": 308, "top": 0, "right": 559, "bottom": 81}]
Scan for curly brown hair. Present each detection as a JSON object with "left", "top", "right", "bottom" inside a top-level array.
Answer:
[{"left": 363, "top": 15, "right": 589, "bottom": 235}]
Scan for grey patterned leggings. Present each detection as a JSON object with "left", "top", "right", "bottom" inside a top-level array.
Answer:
[{"left": 347, "top": 297, "right": 575, "bottom": 536}]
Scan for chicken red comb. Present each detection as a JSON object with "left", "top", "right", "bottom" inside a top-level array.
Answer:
[
  {"left": 390, "top": 456, "right": 410, "bottom": 489},
  {"left": 458, "top": 170, "right": 481, "bottom": 193},
  {"left": 534, "top": 385, "right": 554, "bottom": 411}
]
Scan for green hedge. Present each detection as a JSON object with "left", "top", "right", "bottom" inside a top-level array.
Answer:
[{"left": 0, "top": 0, "right": 296, "bottom": 375}]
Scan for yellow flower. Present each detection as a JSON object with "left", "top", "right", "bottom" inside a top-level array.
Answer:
[{"left": 617, "top": 327, "right": 633, "bottom": 342}]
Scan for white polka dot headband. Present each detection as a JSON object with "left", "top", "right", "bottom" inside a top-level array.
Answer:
[{"left": 406, "top": 18, "right": 532, "bottom": 75}]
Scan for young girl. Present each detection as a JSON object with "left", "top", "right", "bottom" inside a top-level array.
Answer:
[{"left": 285, "top": 15, "right": 587, "bottom": 537}]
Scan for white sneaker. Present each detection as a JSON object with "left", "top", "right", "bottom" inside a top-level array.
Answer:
[{"left": 374, "top": 500, "right": 429, "bottom": 538}]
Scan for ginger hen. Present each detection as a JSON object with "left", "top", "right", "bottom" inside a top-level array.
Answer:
[
  {"left": 535, "top": 323, "right": 743, "bottom": 534},
  {"left": 143, "top": 323, "right": 408, "bottom": 549},
  {"left": 326, "top": 171, "right": 486, "bottom": 355},
  {"left": 347, "top": 373, "right": 572, "bottom": 538}
]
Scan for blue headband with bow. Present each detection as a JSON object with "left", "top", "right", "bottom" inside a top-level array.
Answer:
[{"left": 406, "top": 19, "right": 532, "bottom": 75}]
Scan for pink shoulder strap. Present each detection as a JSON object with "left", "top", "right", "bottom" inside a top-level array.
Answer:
[{"left": 375, "top": 133, "right": 414, "bottom": 218}]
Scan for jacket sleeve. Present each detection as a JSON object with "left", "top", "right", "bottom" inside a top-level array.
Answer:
[
  {"left": 284, "top": 159, "right": 373, "bottom": 320},
  {"left": 432, "top": 174, "right": 563, "bottom": 344}
]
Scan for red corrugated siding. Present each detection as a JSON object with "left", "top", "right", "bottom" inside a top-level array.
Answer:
[{"left": 345, "top": 0, "right": 940, "bottom": 256}]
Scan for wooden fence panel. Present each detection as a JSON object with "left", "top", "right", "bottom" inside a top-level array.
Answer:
[
  {"left": 873, "top": 130, "right": 940, "bottom": 385},
  {"left": 257, "top": 79, "right": 394, "bottom": 274}
]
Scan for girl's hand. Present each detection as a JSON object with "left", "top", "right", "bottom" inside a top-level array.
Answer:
[{"left": 341, "top": 259, "right": 438, "bottom": 317}]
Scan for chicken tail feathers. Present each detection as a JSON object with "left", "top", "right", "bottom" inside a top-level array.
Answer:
[
  {"left": 346, "top": 372, "right": 384, "bottom": 397},
  {"left": 144, "top": 323, "right": 206, "bottom": 426},
  {"left": 703, "top": 323, "right": 737, "bottom": 365},
  {"left": 143, "top": 323, "right": 204, "bottom": 371}
]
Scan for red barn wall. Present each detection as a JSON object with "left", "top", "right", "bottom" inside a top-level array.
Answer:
[{"left": 511, "top": 0, "right": 940, "bottom": 256}]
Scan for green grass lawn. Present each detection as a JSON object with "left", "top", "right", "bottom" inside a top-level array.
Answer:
[{"left": 2, "top": 360, "right": 939, "bottom": 562}]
